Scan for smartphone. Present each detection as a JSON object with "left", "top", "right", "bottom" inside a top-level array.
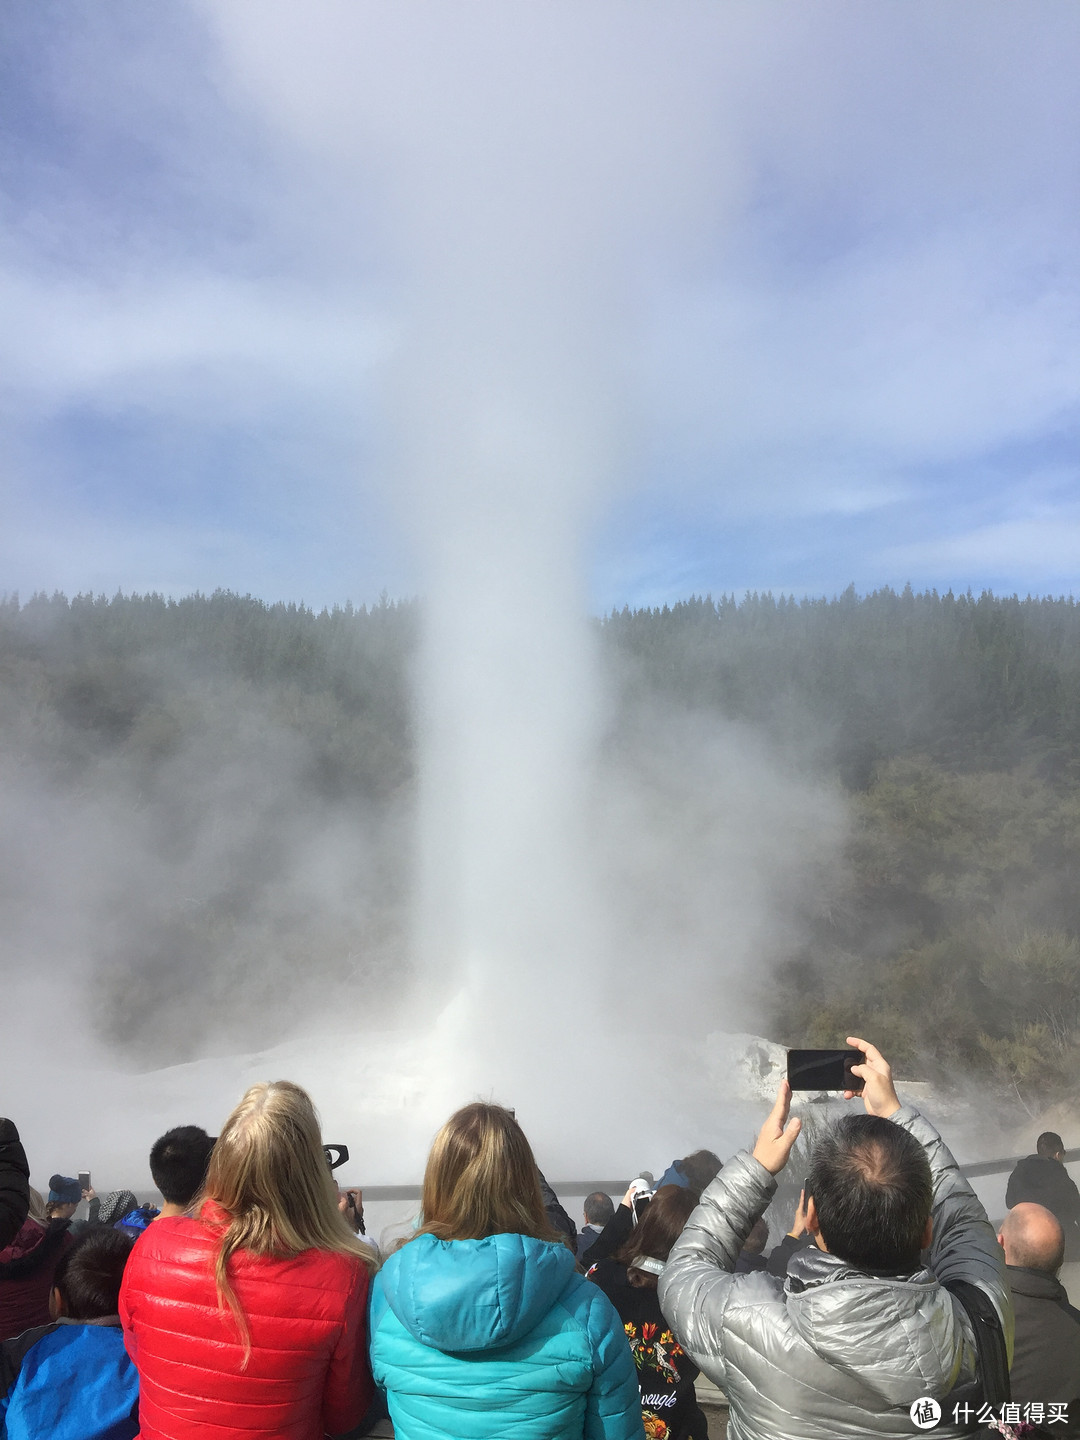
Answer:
[
  {"left": 344, "top": 1189, "right": 366, "bottom": 1236},
  {"left": 787, "top": 1049, "right": 864, "bottom": 1093},
  {"left": 632, "top": 1191, "right": 653, "bottom": 1223},
  {"left": 78, "top": 1170, "right": 91, "bottom": 1192}
]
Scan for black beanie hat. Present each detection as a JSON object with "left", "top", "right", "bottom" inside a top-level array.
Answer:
[{"left": 48, "top": 1174, "right": 82, "bottom": 1205}]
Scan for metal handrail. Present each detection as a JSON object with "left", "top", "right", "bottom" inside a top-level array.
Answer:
[
  {"left": 959, "top": 1147, "right": 1080, "bottom": 1179},
  {"left": 357, "top": 1153, "right": 1080, "bottom": 1201},
  {"left": 358, "top": 1181, "right": 628, "bottom": 1202}
]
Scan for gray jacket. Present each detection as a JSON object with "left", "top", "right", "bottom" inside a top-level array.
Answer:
[{"left": 658, "top": 1106, "right": 1012, "bottom": 1440}]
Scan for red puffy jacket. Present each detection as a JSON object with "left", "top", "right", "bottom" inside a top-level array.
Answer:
[{"left": 119, "top": 1203, "right": 373, "bottom": 1440}]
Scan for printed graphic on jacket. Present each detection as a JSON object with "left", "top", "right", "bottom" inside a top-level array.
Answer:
[
  {"left": 624, "top": 1319, "right": 685, "bottom": 1438},
  {"left": 586, "top": 1257, "right": 708, "bottom": 1440}
]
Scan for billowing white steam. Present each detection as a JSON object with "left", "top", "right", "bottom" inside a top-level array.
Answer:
[
  {"left": 199, "top": 3, "right": 849, "bottom": 1147},
  {"left": 6, "top": 5, "right": 852, "bottom": 1187}
]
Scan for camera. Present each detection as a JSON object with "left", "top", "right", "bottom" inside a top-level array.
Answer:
[{"left": 626, "top": 1175, "right": 654, "bottom": 1223}]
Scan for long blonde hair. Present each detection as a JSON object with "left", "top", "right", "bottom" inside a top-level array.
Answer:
[
  {"left": 203, "top": 1080, "right": 371, "bottom": 1356},
  {"left": 417, "top": 1102, "right": 562, "bottom": 1244}
]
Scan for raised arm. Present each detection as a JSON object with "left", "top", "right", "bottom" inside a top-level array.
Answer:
[
  {"left": 580, "top": 1194, "right": 634, "bottom": 1267},
  {"left": 845, "top": 1036, "right": 1011, "bottom": 1346},
  {"left": 892, "top": 1107, "right": 1011, "bottom": 1334},
  {"left": 658, "top": 1082, "right": 799, "bottom": 1381}
]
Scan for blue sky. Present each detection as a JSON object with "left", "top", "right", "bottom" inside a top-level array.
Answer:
[{"left": 1, "top": 1, "right": 1078, "bottom": 611}]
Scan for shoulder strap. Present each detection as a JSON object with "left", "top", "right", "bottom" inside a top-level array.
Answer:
[{"left": 945, "top": 1279, "right": 1010, "bottom": 1408}]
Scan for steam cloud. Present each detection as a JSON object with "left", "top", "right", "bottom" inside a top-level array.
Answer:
[
  {"left": 196, "top": 2, "right": 851, "bottom": 1158},
  {"left": 5, "top": 3, "right": 851, "bottom": 1184}
]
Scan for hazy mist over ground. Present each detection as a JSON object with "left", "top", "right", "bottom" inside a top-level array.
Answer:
[
  {"left": 0, "top": 600, "right": 411, "bottom": 1056},
  {"left": 0, "top": 594, "right": 845, "bottom": 1182}
]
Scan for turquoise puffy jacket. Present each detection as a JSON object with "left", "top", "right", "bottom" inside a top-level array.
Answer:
[{"left": 370, "top": 1231, "right": 645, "bottom": 1440}]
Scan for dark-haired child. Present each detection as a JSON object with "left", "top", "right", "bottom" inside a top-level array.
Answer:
[
  {"left": 0, "top": 1227, "right": 138, "bottom": 1440},
  {"left": 148, "top": 1125, "right": 215, "bottom": 1217}
]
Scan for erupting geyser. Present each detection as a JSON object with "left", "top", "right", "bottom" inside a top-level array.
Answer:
[{"left": 5, "top": 4, "right": 851, "bottom": 1198}]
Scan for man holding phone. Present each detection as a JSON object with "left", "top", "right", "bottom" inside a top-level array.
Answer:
[{"left": 659, "top": 1037, "right": 1011, "bottom": 1439}]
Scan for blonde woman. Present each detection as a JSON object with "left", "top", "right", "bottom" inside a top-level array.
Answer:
[
  {"left": 120, "top": 1081, "right": 373, "bottom": 1440},
  {"left": 370, "top": 1102, "right": 645, "bottom": 1440}
]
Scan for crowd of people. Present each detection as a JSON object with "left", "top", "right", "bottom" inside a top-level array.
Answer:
[{"left": 1, "top": 1037, "right": 1078, "bottom": 1440}]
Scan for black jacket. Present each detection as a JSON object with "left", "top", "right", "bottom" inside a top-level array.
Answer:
[
  {"left": 587, "top": 1257, "right": 709, "bottom": 1440},
  {"left": 580, "top": 1202, "right": 634, "bottom": 1269},
  {"left": 1007, "top": 1265, "right": 1080, "bottom": 1437},
  {"left": 576, "top": 1223, "right": 604, "bottom": 1260},
  {"left": 0, "top": 1122, "right": 29, "bottom": 1254},
  {"left": 765, "top": 1231, "right": 814, "bottom": 1277},
  {"left": 1006, "top": 1155, "right": 1080, "bottom": 1258},
  {"left": 537, "top": 1172, "right": 577, "bottom": 1248}
]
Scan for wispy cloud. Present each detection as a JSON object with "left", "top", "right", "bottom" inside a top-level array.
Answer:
[
  {"left": 885, "top": 518, "right": 1080, "bottom": 590},
  {"left": 1, "top": 2, "right": 1078, "bottom": 603}
]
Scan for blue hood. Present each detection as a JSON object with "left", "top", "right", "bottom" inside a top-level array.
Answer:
[{"left": 380, "top": 1232, "right": 576, "bottom": 1352}]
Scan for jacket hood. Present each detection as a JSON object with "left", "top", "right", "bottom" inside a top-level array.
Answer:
[
  {"left": 0, "top": 1217, "right": 69, "bottom": 1278},
  {"left": 381, "top": 1231, "right": 575, "bottom": 1353},
  {"left": 785, "top": 1247, "right": 967, "bottom": 1403}
]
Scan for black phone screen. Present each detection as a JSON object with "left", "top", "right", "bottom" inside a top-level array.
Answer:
[{"left": 787, "top": 1049, "right": 864, "bottom": 1092}]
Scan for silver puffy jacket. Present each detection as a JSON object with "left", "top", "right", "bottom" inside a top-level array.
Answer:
[{"left": 658, "top": 1106, "right": 1012, "bottom": 1440}]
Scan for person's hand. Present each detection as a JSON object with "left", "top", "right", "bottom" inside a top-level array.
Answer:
[
  {"left": 845, "top": 1037, "right": 900, "bottom": 1118},
  {"left": 622, "top": 1177, "right": 651, "bottom": 1210},
  {"left": 338, "top": 1188, "right": 363, "bottom": 1234},
  {"left": 752, "top": 1080, "right": 802, "bottom": 1176},
  {"left": 82, "top": 1187, "right": 96, "bottom": 1202},
  {"left": 788, "top": 1188, "right": 808, "bottom": 1238}
]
